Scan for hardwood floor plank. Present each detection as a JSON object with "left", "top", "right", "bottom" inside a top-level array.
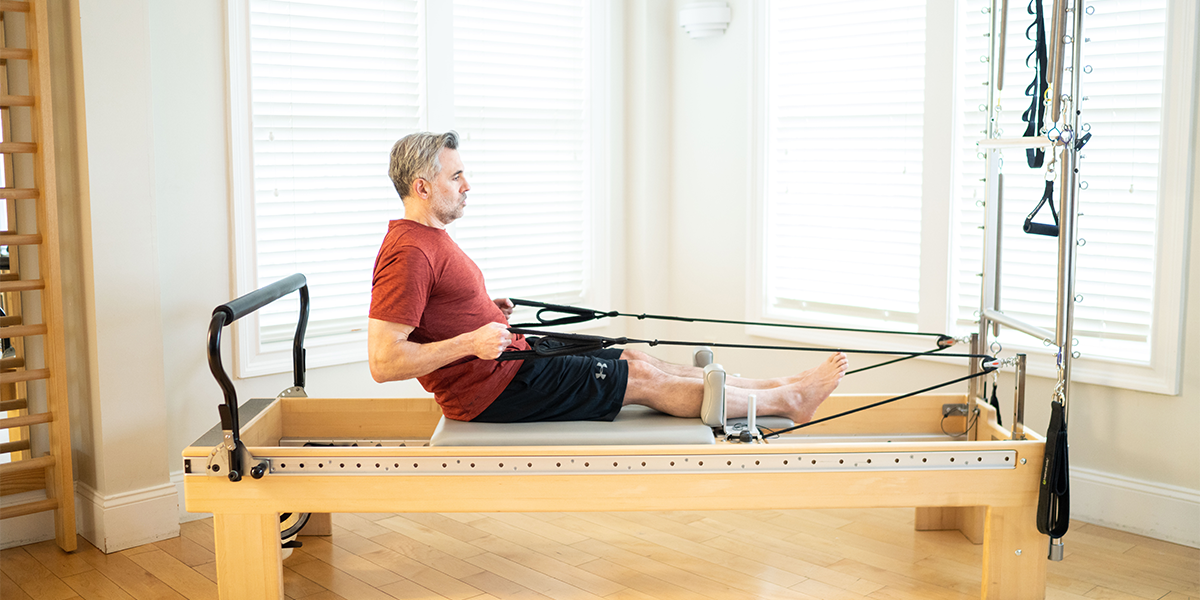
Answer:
[
  {"left": 489, "top": 513, "right": 593, "bottom": 546},
  {"left": 282, "top": 565, "right": 328, "bottom": 599},
  {"left": 789, "top": 577, "right": 871, "bottom": 600},
  {"left": 376, "top": 576, "right": 453, "bottom": 600},
  {"left": 152, "top": 536, "right": 214, "bottom": 568},
  {"left": 357, "top": 548, "right": 484, "bottom": 600},
  {"left": 458, "top": 570, "right": 554, "bottom": 600},
  {"left": 827, "top": 558, "right": 975, "bottom": 600},
  {"left": 125, "top": 550, "right": 217, "bottom": 600},
  {"left": 287, "top": 556, "right": 395, "bottom": 600},
  {"left": 370, "top": 531, "right": 486, "bottom": 580},
  {"left": 377, "top": 516, "right": 487, "bottom": 560},
  {"left": 466, "top": 534, "right": 624, "bottom": 596},
  {"left": 466, "top": 516, "right": 600, "bottom": 567},
  {"left": 24, "top": 540, "right": 94, "bottom": 579},
  {"left": 61, "top": 571, "right": 136, "bottom": 600},
  {"left": 298, "top": 537, "right": 404, "bottom": 588},
  {"left": 577, "top": 557, "right": 704, "bottom": 600},
  {"left": 465, "top": 552, "right": 607, "bottom": 600},
  {"left": 178, "top": 521, "right": 215, "bottom": 555},
  {"left": 71, "top": 542, "right": 188, "bottom": 600},
  {"left": 400, "top": 513, "right": 492, "bottom": 544},
  {"left": 3, "top": 571, "right": 35, "bottom": 600},
  {"left": 331, "top": 513, "right": 392, "bottom": 539},
  {"left": 1, "top": 547, "right": 79, "bottom": 600},
  {"left": 605, "top": 511, "right": 721, "bottom": 544}
]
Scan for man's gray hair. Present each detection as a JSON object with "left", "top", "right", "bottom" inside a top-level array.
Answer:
[{"left": 388, "top": 131, "right": 460, "bottom": 201}]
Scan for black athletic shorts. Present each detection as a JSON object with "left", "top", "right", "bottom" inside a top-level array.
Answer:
[{"left": 472, "top": 339, "right": 627, "bottom": 423}]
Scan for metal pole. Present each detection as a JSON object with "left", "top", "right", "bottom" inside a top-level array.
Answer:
[
  {"left": 1012, "top": 353, "right": 1026, "bottom": 440},
  {"left": 1055, "top": 1, "right": 1085, "bottom": 423}
]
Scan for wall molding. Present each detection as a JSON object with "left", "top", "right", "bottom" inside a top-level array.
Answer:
[
  {"left": 75, "top": 479, "right": 180, "bottom": 553},
  {"left": 1070, "top": 467, "right": 1200, "bottom": 549}
]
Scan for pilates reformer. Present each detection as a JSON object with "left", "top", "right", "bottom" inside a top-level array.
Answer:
[{"left": 185, "top": 272, "right": 1049, "bottom": 599}]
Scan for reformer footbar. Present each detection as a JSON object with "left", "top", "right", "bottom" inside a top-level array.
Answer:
[{"left": 508, "top": 298, "right": 957, "bottom": 375}]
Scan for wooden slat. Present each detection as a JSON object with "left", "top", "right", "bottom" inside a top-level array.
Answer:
[
  {"left": 0, "top": 453, "right": 52, "bottom": 475},
  {"left": 0, "top": 272, "right": 17, "bottom": 281},
  {"left": 0, "top": 368, "right": 47, "bottom": 384},
  {"left": 0, "top": 187, "right": 38, "bottom": 199},
  {"left": 0, "top": 279, "right": 44, "bottom": 292},
  {"left": 0, "top": 232, "right": 41, "bottom": 245},
  {"left": 0, "top": 141, "right": 36, "bottom": 153},
  {"left": 0, "top": 356, "right": 25, "bottom": 369},
  {"left": 0, "top": 48, "right": 32, "bottom": 60},
  {"left": 0, "top": 497, "right": 57, "bottom": 519},
  {"left": 1, "top": 410, "right": 52, "bottom": 429},
  {"left": 0, "top": 1, "right": 31, "bottom": 12},
  {"left": 0, "top": 315, "right": 21, "bottom": 326},
  {"left": 0, "top": 94, "right": 33, "bottom": 106},
  {"left": 0, "top": 438, "right": 30, "bottom": 454},
  {"left": 0, "top": 324, "right": 46, "bottom": 337},
  {"left": 0, "top": 466, "right": 44, "bottom": 496},
  {"left": 0, "top": 398, "right": 27, "bottom": 411}
]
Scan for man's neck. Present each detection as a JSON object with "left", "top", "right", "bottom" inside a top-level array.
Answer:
[{"left": 401, "top": 204, "right": 448, "bottom": 229}]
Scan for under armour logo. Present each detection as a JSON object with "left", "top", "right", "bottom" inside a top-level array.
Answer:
[{"left": 594, "top": 362, "right": 608, "bottom": 380}]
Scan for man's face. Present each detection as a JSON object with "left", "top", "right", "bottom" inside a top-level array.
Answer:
[{"left": 427, "top": 148, "right": 470, "bottom": 225}]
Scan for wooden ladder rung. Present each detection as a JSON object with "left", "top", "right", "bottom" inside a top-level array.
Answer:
[
  {"left": 0, "top": 48, "right": 32, "bottom": 60},
  {"left": 1, "top": 279, "right": 45, "bottom": 292},
  {"left": 0, "top": 368, "right": 48, "bottom": 385},
  {"left": 0, "top": 314, "right": 21, "bottom": 326},
  {"left": 0, "top": 398, "right": 27, "bottom": 411},
  {"left": 0, "top": 272, "right": 19, "bottom": 281},
  {"left": 0, "top": 324, "right": 46, "bottom": 338},
  {"left": 0, "top": 142, "right": 37, "bottom": 153},
  {"left": 0, "top": 356, "right": 25, "bottom": 369},
  {"left": 1, "top": 438, "right": 30, "bottom": 454},
  {"left": 1, "top": 411, "right": 53, "bottom": 429},
  {"left": 0, "top": 498, "right": 58, "bottom": 520},
  {"left": 0, "top": 1, "right": 32, "bottom": 13},
  {"left": 0, "top": 94, "right": 34, "bottom": 107},
  {"left": 0, "top": 232, "right": 42, "bottom": 245},
  {"left": 0, "top": 187, "right": 38, "bottom": 199},
  {"left": 0, "top": 453, "right": 53, "bottom": 475}
]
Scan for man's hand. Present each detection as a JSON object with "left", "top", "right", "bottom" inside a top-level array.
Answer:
[
  {"left": 470, "top": 322, "right": 513, "bottom": 360},
  {"left": 493, "top": 297, "right": 515, "bottom": 318}
]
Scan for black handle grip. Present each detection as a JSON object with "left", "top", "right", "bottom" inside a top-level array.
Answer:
[
  {"left": 214, "top": 273, "right": 308, "bottom": 323},
  {"left": 1023, "top": 220, "right": 1060, "bottom": 236}
]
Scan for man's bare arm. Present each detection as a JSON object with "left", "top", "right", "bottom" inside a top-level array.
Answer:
[{"left": 367, "top": 318, "right": 513, "bottom": 383}]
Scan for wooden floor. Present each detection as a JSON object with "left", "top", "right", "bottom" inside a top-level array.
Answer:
[{"left": 2, "top": 508, "right": 1197, "bottom": 600}]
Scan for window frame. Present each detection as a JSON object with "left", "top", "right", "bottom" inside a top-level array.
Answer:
[
  {"left": 749, "top": 0, "right": 1195, "bottom": 394},
  {"left": 225, "top": 0, "right": 613, "bottom": 378}
]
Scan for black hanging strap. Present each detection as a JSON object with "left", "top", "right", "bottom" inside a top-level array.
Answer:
[
  {"left": 1022, "top": 0, "right": 1050, "bottom": 168},
  {"left": 1024, "top": 180, "right": 1060, "bottom": 237},
  {"left": 1037, "top": 400, "right": 1070, "bottom": 538}
]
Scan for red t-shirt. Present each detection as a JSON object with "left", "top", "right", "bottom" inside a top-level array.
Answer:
[{"left": 369, "top": 219, "right": 529, "bottom": 420}]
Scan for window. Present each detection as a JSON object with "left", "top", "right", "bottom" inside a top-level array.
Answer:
[
  {"left": 757, "top": 0, "right": 1194, "bottom": 393},
  {"left": 227, "top": 0, "right": 610, "bottom": 377}
]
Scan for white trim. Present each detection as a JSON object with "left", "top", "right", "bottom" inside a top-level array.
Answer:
[
  {"left": 1071, "top": 467, "right": 1200, "bottom": 549},
  {"left": 74, "top": 480, "right": 180, "bottom": 553},
  {"left": 0, "top": 490, "right": 55, "bottom": 549}
]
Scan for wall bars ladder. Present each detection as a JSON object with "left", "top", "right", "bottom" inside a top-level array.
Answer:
[
  {"left": 0, "top": 0, "right": 77, "bottom": 552},
  {"left": 976, "top": 0, "right": 1084, "bottom": 560}
]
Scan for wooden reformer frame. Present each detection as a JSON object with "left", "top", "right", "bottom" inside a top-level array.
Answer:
[{"left": 185, "top": 347, "right": 1048, "bottom": 599}]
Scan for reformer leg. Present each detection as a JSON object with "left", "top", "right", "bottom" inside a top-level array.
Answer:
[
  {"left": 213, "top": 512, "right": 284, "bottom": 599},
  {"left": 982, "top": 504, "right": 1046, "bottom": 599},
  {"left": 914, "top": 506, "right": 986, "bottom": 544}
]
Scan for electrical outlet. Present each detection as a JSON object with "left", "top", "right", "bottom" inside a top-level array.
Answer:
[{"left": 942, "top": 403, "right": 969, "bottom": 417}]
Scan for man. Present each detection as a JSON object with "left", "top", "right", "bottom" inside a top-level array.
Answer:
[{"left": 368, "top": 131, "right": 848, "bottom": 423}]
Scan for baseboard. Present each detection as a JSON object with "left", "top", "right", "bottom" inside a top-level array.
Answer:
[
  {"left": 171, "top": 469, "right": 211, "bottom": 523},
  {"left": 1071, "top": 467, "right": 1200, "bottom": 548},
  {"left": 76, "top": 480, "right": 181, "bottom": 553}
]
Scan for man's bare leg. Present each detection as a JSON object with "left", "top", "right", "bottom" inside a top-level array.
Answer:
[
  {"left": 620, "top": 348, "right": 845, "bottom": 391},
  {"left": 620, "top": 352, "right": 848, "bottom": 424}
]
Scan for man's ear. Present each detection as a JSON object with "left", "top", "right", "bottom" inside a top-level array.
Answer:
[{"left": 412, "top": 177, "right": 429, "bottom": 199}]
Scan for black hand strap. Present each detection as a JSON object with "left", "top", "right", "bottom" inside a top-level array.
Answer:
[
  {"left": 1024, "top": 180, "right": 1060, "bottom": 236},
  {"left": 1022, "top": 0, "right": 1049, "bottom": 168},
  {"left": 1037, "top": 400, "right": 1070, "bottom": 538}
]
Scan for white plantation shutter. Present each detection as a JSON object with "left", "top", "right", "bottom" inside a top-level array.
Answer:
[
  {"left": 247, "top": 0, "right": 422, "bottom": 346},
  {"left": 452, "top": 0, "right": 590, "bottom": 307},
  {"left": 765, "top": 0, "right": 927, "bottom": 328},
  {"left": 954, "top": 0, "right": 1167, "bottom": 362}
]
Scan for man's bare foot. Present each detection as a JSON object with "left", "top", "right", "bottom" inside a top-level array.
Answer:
[{"left": 784, "top": 352, "right": 848, "bottom": 424}]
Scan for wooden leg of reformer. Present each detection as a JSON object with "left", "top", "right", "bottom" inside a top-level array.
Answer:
[
  {"left": 213, "top": 513, "right": 283, "bottom": 600},
  {"left": 298, "top": 512, "right": 332, "bottom": 535},
  {"left": 914, "top": 506, "right": 986, "bottom": 544},
  {"left": 981, "top": 504, "right": 1046, "bottom": 600}
]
